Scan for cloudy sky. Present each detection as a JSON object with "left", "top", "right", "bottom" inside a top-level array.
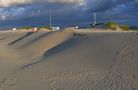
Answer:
[{"left": 0, "top": 0, "right": 137, "bottom": 28}]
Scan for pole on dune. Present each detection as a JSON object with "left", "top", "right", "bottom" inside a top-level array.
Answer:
[
  {"left": 49, "top": 14, "right": 52, "bottom": 29},
  {"left": 93, "top": 12, "right": 97, "bottom": 26}
]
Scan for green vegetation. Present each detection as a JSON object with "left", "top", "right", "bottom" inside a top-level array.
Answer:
[
  {"left": 105, "top": 22, "right": 131, "bottom": 31},
  {"left": 19, "top": 26, "right": 33, "bottom": 30},
  {"left": 106, "top": 22, "right": 118, "bottom": 30},
  {"left": 38, "top": 26, "right": 52, "bottom": 30},
  {"left": 89, "top": 22, "right": 132, "bottom": 31},
  {"left": 119, "top": 25, "right": 130, "bottom": 31}
]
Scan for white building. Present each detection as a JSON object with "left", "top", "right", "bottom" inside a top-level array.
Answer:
[
  {"left": 52, "top": 27, "right": 60, "bottom": 30},
  {"left": 13, "top": 28, "right": 17, "bottom": 31},
  {"left": 33, "top": 27, "right": 38, "bottom": 32}
]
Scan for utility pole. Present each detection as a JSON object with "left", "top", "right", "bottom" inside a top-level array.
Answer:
[
  {"left": 93, "top": 12, "right": 97, "bottom": 26},
  {"left": 49, "top": 14, "right": 52, "bottom": 29}
]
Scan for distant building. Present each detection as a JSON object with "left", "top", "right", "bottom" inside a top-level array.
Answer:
[
  {"left": 75, "top": 26, "right": 79, "bottom": 29},
  {"left": 13, "top": 28, "right": 17, "bottom": 31},
  {"left": 52, "top": 27, "right": 60, "bottom": 30},
  {"left": 32, "top": 27, "right": 38, "bottom": 32}
]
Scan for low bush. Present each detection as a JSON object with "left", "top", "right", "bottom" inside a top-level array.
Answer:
[
  {"left": 38, "top": 26, "right": 52, "bottom": 30},
  {"left": 19, "top": 26, "right": 33, "bottom": 30},
  {"left": 119, "top": 25, "right": 130, "bottom": 31},
  {"left": 106, "top": 22, "right": 118, "bottom": 30}
]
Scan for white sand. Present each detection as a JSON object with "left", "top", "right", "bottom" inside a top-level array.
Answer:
[{"left": 0, "top": 29, "right": 137, "bottom": 90}]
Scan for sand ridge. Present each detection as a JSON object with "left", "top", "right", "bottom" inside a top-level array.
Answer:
[{"left": 0, "top": 29, "right": 137, "bottom": 90}]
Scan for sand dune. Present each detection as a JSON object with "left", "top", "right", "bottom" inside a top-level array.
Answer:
[{"left": 0, "top": 29, "right": 138, "bottom": 90}]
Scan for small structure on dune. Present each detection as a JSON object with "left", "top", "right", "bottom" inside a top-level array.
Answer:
[
  {"left": 32, "top": 27, "right": 38, "bottom": 32},
  {"left": 13, "top": 28, "right": 17, "bottom": 31},
  {"left": 52, "top": 26, "right": 60, "bottom": 30},
  {"left": 75, "top": 26, "right": 79, "bottom": 29}
]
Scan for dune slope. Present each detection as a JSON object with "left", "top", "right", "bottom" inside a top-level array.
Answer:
[{"left": 0, "top": 30, "right": 138, "bottom": 90}]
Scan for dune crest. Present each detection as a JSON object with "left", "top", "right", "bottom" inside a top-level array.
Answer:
[{"left": 0, "top": 30, "right": 138, "bottom": 90}]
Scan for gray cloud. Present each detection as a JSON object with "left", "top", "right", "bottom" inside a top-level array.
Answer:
[{"left": 0, "top": 0, "right": 137, "bottom": 28}]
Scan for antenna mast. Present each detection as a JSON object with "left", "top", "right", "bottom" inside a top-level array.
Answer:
[
  {"left": 93, "top": 12, "right": 97, "bottom": 26},
  {"left": 49, "top": 14, "right": 52, "bottom": 29}
]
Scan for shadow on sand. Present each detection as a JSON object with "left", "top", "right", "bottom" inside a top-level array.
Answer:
[
  {"left": 19, "top": 32, "right": 53, "bottom": 48},
  {"left": 21, "top": 36, "right": 79, "bottom": 69},
  {"left": 8, "top": 32, "right": 34, "bottom": 45}
]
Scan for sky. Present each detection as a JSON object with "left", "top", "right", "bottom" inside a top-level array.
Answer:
[{"left": 0, "top": 0, "right": 137, "bottom": 28}]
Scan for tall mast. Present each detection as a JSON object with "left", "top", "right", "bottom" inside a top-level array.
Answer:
[
  {"left": 93, "top": 12, "right": 97, "bottom": 26},
  {"left": 49, "top": 14, "right": 52, "bottom": 28}
]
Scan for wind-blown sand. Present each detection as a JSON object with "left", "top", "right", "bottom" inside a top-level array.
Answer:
[{"left": 0, "top": 29, "right": 138, "bottom": 90}]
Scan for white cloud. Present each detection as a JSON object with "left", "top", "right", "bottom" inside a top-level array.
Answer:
[
  {"left": 0, "top": 0, "right": 85, "bottom": 7},
  {"left": 135, "top": 0, "right": 138, "bottom": 3},
  {"left": 0, "top": 0, "right": 26, "bottom": 7},
  {"left": 0, "top": 7, "right": 26, "bottom": 20},
  {"left": 0, "top": 15, "right": 6, "bottom": 20},
  {"left": 47, "top": 0, "right": 85, "bottom": 5}
]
